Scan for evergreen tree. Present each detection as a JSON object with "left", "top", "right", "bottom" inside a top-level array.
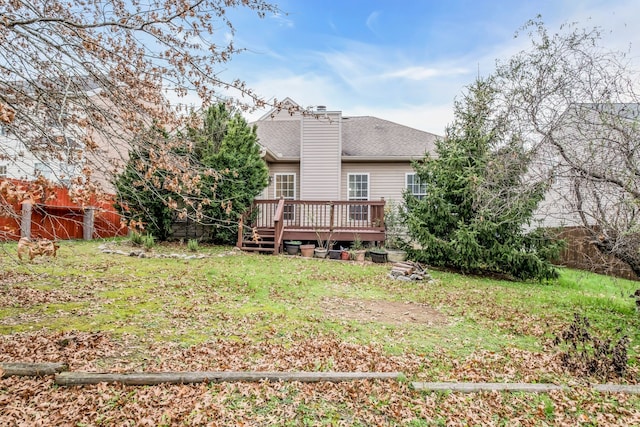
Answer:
[
  {"left": 114, "top": 126, "right": 176, "bottom": 241},
  {"left": 193, "top": 105, "right": 268, "bottom": 244},
  {"left": 115, "top": 104, "right": 268, "bottom": 244},
  {"left": 404, "top": 78, "right": 561, "bottom": 281}
]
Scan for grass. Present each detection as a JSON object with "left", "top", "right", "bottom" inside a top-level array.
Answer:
[
  {"left": 1, "top": 238, "right": 638, "bottom": 356},
  {"left": 1, "top": 236, "right": 638, "bottom": 427}
]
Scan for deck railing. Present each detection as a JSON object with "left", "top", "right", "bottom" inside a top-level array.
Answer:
[
  {"left": 239, "top": 198, "right": 386, "bottom": 252},
  {"left": 249, "top": 199, "right": 385, "bottom": 231}
]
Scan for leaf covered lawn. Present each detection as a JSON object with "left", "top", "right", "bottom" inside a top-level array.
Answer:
[
  {"left": 1, "top": 330, "right": 639, "bottom": 426},
  {"left": 0, "top": 241, "right": 639, "bottom": 425}
]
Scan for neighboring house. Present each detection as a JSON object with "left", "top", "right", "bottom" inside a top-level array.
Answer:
[
  {"left": 239, "top": 98, "right": 439, "bottom": 253},
  {"left": 0, "top": 77, "right": 150, "bottom": 193},
  {"left": 533, "top": 103, "right": 640, "bottom": 229},
  {"left": 531, "top": 103, "right": 640, "bottom": 279},
  {"left": 254, "top": 98, "right": 438, "bottom": 205},
  {"left": 1, "top": 79, "right": 99, "bottom": 188},
  {"left": 0, "top": 123, "right": 84, "bottom": 186}
]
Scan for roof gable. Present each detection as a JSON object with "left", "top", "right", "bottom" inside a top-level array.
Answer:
[
  {"left": 257, "top": 97, "right": 302, "bottom": 121},
  {"left": 253, "top": 99, "right": 439, "bottom": 160}
]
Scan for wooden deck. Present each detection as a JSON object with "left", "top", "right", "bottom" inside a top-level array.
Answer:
[{"left": 238, "top": 199, "right": 386, "bottom": 254}]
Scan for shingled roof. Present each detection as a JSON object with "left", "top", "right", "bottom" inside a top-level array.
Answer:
[
  {"left": 254, "top": 114, "right": 438, "bottom": 160},
  {"left": 254, "top": 120, "right": 300, "bottom": 159},
  {"left": 342, "top": 116, "right": 437, "bottom": 158}
]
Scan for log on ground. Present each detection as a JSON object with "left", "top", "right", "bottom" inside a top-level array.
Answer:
[
  {"left": 55, "top": 371, "right": 403, "bottom": 386},
  {"left": 1, "top": 362, "right": 68, "bottom": 377},
  {"left": 412, "top": 382, "right": 640, "bottom": 394},
  {"left": 411, "top": 382, "right": 566, "bottom": 393}
]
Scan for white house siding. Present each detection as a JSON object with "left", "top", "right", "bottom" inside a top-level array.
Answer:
[
  {"left": 340, "top": 162, "right": 414, "bottom": 205},
  {"left": 534, "top": 180, "right": 585, "bottom": 228},
  {"left": 0, "top": 134, "right": 76, "bottom": 183},
  {"left": 530, "top": 105, "right": 637, "bottom": 229},
  {"left": 300, "top": 112, "right": 341, "bottom": 200}
]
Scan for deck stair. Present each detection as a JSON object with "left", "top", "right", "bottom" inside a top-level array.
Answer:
[{"left": 240, "top": 227, "right": 277, "bottom": 253}]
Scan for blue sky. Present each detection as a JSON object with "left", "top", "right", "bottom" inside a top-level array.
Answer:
[{"left": 213, "top": 0, "right": 640, "bottom": 134}]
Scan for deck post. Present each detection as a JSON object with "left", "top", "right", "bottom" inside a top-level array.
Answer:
[
  {"left": 329, "top": 203, "right": 335, "bottom": 232},
  {"left": 83, "top": 208, "right": 95, "bottom": 240},
  {"left": 273, "top": 198, "right": 285, "bottom": 254},
  {"left": 20, "top": 202, "right": 32, "bottom": 238},
  {"left": 236, "top": 216, "right": 243, "bottom": 249}
]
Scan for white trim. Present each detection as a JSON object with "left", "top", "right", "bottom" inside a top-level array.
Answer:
[
  {"left": 347, "top": 172, "right": 370, "bottom": 200},
  {"left": 256, "top": 97, "right": 301, "bottom": 122},
  {"left": 347, "top": 173, "right": 370, "bottom": 222},
  {"left": 405, "top": 172, "right": 426, "bottom": 198},
  {"left": 273, "top": 172, "right": 296, "bottom": 199}
]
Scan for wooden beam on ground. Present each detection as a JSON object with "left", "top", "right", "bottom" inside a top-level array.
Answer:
[
  {"left": 1, "top": 362, "right": 68, "bottom": 377},
  {"left": 412, "top": 382, "right": 640, "bottom": 394},
  {"left": 411, "top": 382, "right": 566, "bottom": 393},
  {"left": 593, "top": 384, "right": 640, "bottom": 394},
  {"left": 55, "top": 371, "right": 402, "bottom": 386}
]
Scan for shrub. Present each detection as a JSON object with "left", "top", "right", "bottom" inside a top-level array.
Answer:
[
  {"left": 404, "top": 78, "right": 561, "bottom": 281},
  {"left": 142, "top": 234, "right": 156, "bottom": 251},
  {"left": 187, "top": 239, "right": 199, "bottom": 252},
  {"left": 552, "top": 313, "right": 629, "bottom": 380},
  {"left": 130, "top": 231, "right": 144, "bottom": 246}
]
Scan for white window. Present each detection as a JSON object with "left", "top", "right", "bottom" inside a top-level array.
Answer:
[
  {"left": 0, "top": 165, "right": 6, "bottom": 177},
  {"left": 406, "top": 173, "right": 427, "bottom": 199},
  {"left": 348, "top": 173, "right": 369, "bottom": 221},
  {"left": 34, "top": 162, "right": 52, "bottom": 179},
  {"left": 274, "top": 173, "right": 296, "bottom": 220}
]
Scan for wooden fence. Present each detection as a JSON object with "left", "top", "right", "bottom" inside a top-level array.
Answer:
[
  {"left": 0, "top": 178, "right": 127, "bottom": 241},
  {"left": 551, "top": 226, "right": 639, "bottom": 281}
]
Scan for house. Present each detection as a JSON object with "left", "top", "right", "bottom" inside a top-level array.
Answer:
[
  {"left": 0, "top": 78, "right": 126, "bottom": 191},
  {"left": 0, "top": 77, "right": 146, "bottom": 241},
  {"left": 238, "top": 98, "right": 439, "bottom": 253},
  {"left": 255, "top": 98, "right": 438, "bottom": 204},
  {"left": 533, "top": 103, "right": 640, "bottom": 228},
  {"left": 0, "top": 121, "right": 85, "bottom": 186},
  {"left": 531, "top": 103, "right": 640, "bottom": 279}
]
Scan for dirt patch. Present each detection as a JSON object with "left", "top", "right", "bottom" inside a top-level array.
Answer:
[{"left": 320, "top": 298, "right": 449, "bottom": 326}]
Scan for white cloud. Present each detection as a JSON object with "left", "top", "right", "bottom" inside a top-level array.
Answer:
[
  {"left": 241, "top": 72, "right": 345, "bottom": 121},
  {"left": 366, "top": 11, "right": 381, "bottom": 34},
  {"left": 270, "top": 12, "right": 294, "bottom": 28},
  {"left": 240, "top": 67, "right": 454, "bottom": 134},
  {"left": 383, "top": 66, "right": 469, "bottom": 81}
]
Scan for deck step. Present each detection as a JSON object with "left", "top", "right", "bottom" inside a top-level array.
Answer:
[
  {"left": 240, "top": 226, "right": 280, "bottom": 254},
  {"left": 242, "top": 241, "right": 275, "bottom": 247},
  {"left": 241, "top": 246, "right": 276, "bottom": 253}
]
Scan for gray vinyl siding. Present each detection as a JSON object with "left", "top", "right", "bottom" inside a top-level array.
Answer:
[
  {"left": 300, "top": 112, "right": 341, "bottom": 200},
  {"left": 341, "top": 162, "right": 415, "bottom": 204}
]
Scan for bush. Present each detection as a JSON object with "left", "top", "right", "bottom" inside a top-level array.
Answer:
[
  {"left": 187, "top": 239, "right": 199, "bottom": 252},
  {"left": 114, "top": 126, "right": 176, "bottom": 241},
  {"left": 130, "top": 232, "right": 144, "bottom": 246},
  {"left": 404, "top": 78, "right": 560, "bottom": 281},
  {"left": 142, "top": 234, "right": 156, "bottom": 251},
  {"left": 552, "top": 313, "right": 629, "bottom": 380}
]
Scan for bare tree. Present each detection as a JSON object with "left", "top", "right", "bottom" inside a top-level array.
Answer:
[
  {"left": 0, "top": 0, "right": 277, "bottom": 238},
  {"left": 494, "top": 18, "right": 640, "bottom": 276}
]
